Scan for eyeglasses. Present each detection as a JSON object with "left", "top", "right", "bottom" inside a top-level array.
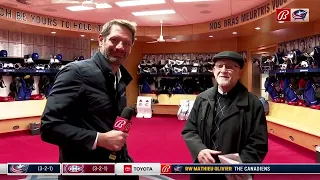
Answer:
[{"left": 214, "top": 64, "right": 240, "bottom": 71}]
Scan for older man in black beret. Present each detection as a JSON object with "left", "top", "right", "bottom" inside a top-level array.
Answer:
[{"left": 182, "top": 51, "right": 268, "bottom": 180}]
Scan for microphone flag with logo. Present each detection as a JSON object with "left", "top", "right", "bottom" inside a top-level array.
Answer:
[{"left": 109, "top": 107, "right": 134, "bottom": 161}]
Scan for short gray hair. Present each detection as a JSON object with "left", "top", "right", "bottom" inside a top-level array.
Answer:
[{"left": 100, "top": 19, "right": 137, "bottom": 43}]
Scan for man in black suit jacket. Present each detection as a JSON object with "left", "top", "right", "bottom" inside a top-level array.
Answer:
[
  {"left": 40, "top": 19, "right": 138, "bottom": 180},
  {"left": 182, "top": 51, "right": 268, "bottom": 180}
]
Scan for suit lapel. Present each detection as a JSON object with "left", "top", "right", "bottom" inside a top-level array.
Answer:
[
  {"left": 205, "top": 86, "right": 217, "bottom": 133},
  {"left": 119, "top": 66, "right": 132, "bottom": 86}
]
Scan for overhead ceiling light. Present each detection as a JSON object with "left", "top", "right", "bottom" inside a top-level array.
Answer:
[
  {"left": 51, "top": 32, "right": 56, "bottom": 34},
  {"left": 66, "top": 6, "right": 94, "bottom": 11},
  {"left": 80, "top": 35, "right": 85, "bottom": 37},
  {"left": 90, "top": 39, "right": 94, "bottom": 41},
  {"left": 132, "top": 10, "right": 175, "bottom": 16},
  {"left": 278, "top": 21, "right": 284, "bottom": 24},
  {"left": 232, "top": 32, "right": 237, "bottom": 34},
  {"left": 96, "top": 3, "right": 112, "bottom": 9},
  {"left": 173, "top": 0, "right": 213, "bottom": 2},
  {"left": 255, "top": 27, "right": 261, "bottom": 30},
  {"left": 115, "top": 0, "right": 165, "bottom": 7},
  {"left": 209, "top": 35, "right": 213, "bottom": 38}
]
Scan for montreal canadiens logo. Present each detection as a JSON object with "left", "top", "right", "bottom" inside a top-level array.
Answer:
[
  {"left": 64, "top": 165, "right": 84, "bottom": 173},
  {"left": 114, "top": 119, "right": 127, "bottom": 128}
]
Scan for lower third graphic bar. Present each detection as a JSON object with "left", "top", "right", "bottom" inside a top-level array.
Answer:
[
  {"left": 7, "top": 163, "right": 61, "bottom": 175},
  {"left": 170, "top": 164, "right": 320, "bottom": 174}
]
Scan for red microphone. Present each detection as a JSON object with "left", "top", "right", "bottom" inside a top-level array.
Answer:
[
  {"left": 109, "top": 107, "right": 134, "bottom": 161},
  {"left": 113, "top": 113, "right": 133, "bottom": 133}
]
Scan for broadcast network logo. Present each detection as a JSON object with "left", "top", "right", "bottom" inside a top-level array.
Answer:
[
  {"left": 276, "top": 8, "right": 309, "bottom": 22},
  {"left": 160, "top": 164, "right": 172, "bottom": 174}
]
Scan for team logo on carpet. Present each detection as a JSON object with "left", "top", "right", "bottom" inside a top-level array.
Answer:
[{"left": 9, "top": 164, "right": 29, "bottom": 173}]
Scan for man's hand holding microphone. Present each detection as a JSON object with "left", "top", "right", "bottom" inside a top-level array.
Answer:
[
  {"left": 96, "top": 107, "right": 134, "bottom": 159},
  {"left": 97, "top": 130, "right": 128, "bottom": 151}
]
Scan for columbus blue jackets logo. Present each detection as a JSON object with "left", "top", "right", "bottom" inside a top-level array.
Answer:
[
  {"left": 173, "top": 165, "right": 182, "bottom": 172},
  {"left": 9, "top": 164, "right": 29, "bottom": 173},
  {"left": 63, "top": 164, "right": 84, "bottom": 173},
  {"left": 292, "top": 9, "right": 308, "bottom": 21}
]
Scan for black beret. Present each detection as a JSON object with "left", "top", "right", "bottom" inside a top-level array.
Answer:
[{"left": 213, "top": 51, "right": 245, "bottom": 69}]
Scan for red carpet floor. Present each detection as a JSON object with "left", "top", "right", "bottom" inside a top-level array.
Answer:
[{"left": 0, "top": 116, "right": 319, "bottom": 180}]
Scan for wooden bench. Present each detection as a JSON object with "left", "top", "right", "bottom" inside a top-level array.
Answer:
[
  {"left": 0, "top": 100, "right": 47, "bottom": 134},
  {"left": 266, "top": 102, "right": 320, "bottom": 151},
  {"left": 0, "top": 94, "right": 196, "bottom": 133},
  {"left": 140, "top": 94, "right": 197, "bottom": 115}
]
